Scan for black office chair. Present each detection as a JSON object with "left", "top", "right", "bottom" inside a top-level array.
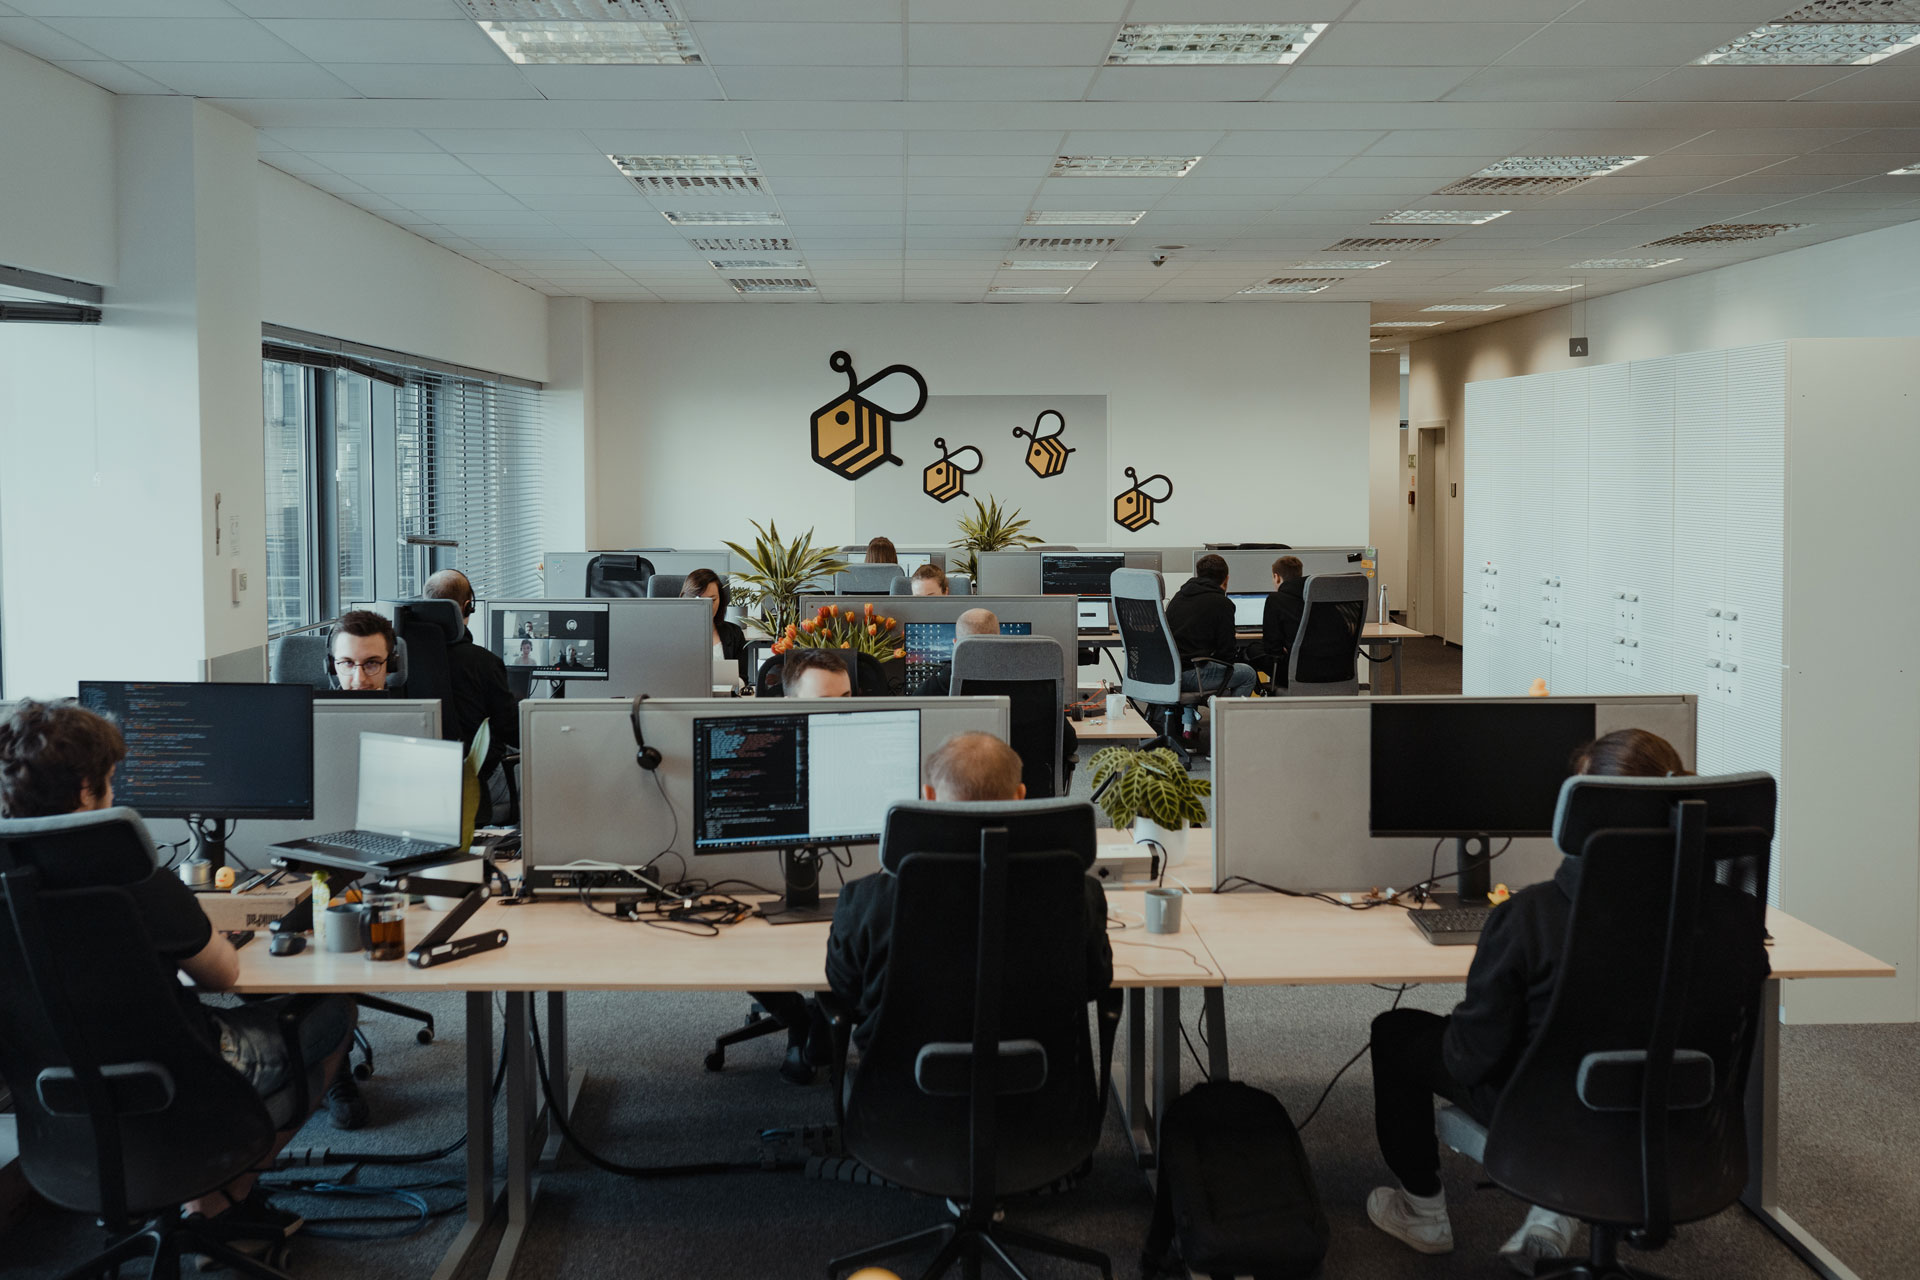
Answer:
[
  {"left": 271, "top": 632, "right": 410, "bottom": 692},
  {"left": 645, "top": 572, "right": 687, "bottom": 598},
  {"left": 824, "top": 801, "right": 1120, "bottom": 1280},
  {"left": 0, "top": 810, "right": 318, "bottom": 1279},
  {"left": 390, "top": 598, "right": 464, "bottom": 704},
  {"left": 1281, "top": 572, "right": 1370, "bottom": 697},
  {"left": 1435, "top": 772, "right": 1776, "bottom": 1280},
  {"left": 585, "top": 553, "right": 654, "bottom": 598},
  {"left": 1109, "top": 568, "right": 1218, "bottom": 763},
  {"left": 950, "top": 636, "right": 1069, "bottom": 799}
]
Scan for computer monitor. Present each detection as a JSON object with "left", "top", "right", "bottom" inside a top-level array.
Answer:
[
  {"left": 76, "top": 682, "right": 315, "bottom": 869},
  {"left": 895, "top": 551, "right": 933, "bottom": 572},
  {"left": 490, "top": 603, "right": 610, "bottom": 681},
  {"left": 1369, "top": 701, "right": 1598, "bottom": 902},
  {"left": 1229, "top": 593, "right": 1266, "bottom": 629},
  {"left": 1041, "top": 552, "right": 1124, "bottom": 598},
  {"left": 901, "top": 620, "right": 1032, "bottom": 688}
]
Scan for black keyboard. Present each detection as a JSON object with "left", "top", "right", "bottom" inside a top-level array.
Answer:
[
  {"left": 1410, "top": 906, "right": 1490, "bottom": 945},
  {"left": 309, "top": 830, "right": 445, "bottom": 859}
]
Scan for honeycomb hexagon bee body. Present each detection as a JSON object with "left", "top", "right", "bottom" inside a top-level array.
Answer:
[
  {"left": 1113, "top": 467, "right": 1173, "bottom": 532},
  {"left": 809, "top": 350, "right": 927, "bottom": 481},
  {"left": 1012, "top": 409, "right": 1074, "bottom": 479},
  {"left": 923, "top": 437, "right": 983, "bottom": 504}
]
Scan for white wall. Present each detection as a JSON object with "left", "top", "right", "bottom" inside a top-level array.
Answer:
[
  {"left": 256, "top": 166, "right": 549, "bottom": 384},
  {"left": 591, "top": 303, "right": 1370, "bottom": 553},
  {"left": 1368, "top": 351, "right": 1407, "bottom": 611},
  {"left": 543, "top": 297, "right": 595, "bottom": 557},
  {"left": 0, "top": 43, "right": 115, "bottom": 285}
]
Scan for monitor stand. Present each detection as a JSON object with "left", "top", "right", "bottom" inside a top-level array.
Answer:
[
  {"left": 177, "top": 814, "right": 232, "bottom": 889},
  {"left": 1428, "top": 834, "right": 1494, "bottom": 911},
  {"left": 762, "top": 847, "right": 838, "bottom": 925}
]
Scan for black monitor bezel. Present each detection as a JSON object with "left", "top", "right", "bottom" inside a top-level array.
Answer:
[
  {"left": 1039, "top": 552, "right": 1124, "bottom": 599},
  {"left": 1367, "top": 700, "right": 1598, "bottom": 839},
  {"left": 489, "top": 602, "right": 612, "bottom": 681},
  {"left": 78, "top": 680, "right": 316, "bottom": 820}
]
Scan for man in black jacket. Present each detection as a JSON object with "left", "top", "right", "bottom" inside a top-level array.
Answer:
[
  {"left": 825, "top": 732, "right": 1112, "bottom": 1053},
  {"left": 1259, "top": 555, "right": 1306, "bottom": 688},
  {"left": 421, "top": 570, "right": 520, "bottom": 816},
  {"left": 1165, "top": 554, "right": 1255, "bottom": 698}
]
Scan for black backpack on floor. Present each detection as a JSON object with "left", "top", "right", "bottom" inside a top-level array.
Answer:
[{"left": 1143, "top": 1080, "right": 1330, "bottom": 1279}]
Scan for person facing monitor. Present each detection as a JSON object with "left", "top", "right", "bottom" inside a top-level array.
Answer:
[
  {"left": 1167, "top": 553, "right": 1257, "bottom": 699},
  {"left": 512, "top": 637, "right": 536, "bottom": 665},
  {"left": 906, "top": 607, "right": 998, "bottom": 696},
  {"left": 782, "top": 647, "right": 853, "bottom": 699},
  {"left": 329, "top": 609, "right": 397, "bottom": 693},
  {"left": 1260, "top": 555, "right": 1306, "bottom": 689},
  {"left": 909, "top": 563, "right": 949, "bottom": 596},
  {"left": 682, "top": 567, "right": 750, "bottom": 686},
  {"left": 0, "top": 700, "right": 367, "bottom": 1243},
  {"left": 421, "top": 570, "right": 520, "bottom": 816},
  {"left": 1364, "top": 728, "right": 1702, "bottom": 1272},
  {"left": 865, "top": 536, "right": 897, "bottom": 565},
  {"left": 824, "top": 732, "right": 1113, "bottom": 1052}
]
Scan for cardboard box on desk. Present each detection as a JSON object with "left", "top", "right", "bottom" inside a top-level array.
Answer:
[{"left": 196, "top": 879, "right": 312, "bottom": 932}]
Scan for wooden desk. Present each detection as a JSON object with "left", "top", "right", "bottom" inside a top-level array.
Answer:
[{"left": 1073, "top": 705, "right": 1155, "bottom": 741}]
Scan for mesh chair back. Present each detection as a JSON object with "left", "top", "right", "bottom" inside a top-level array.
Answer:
[
  {"left": 1484, "top": 773, "right": 1775, "bottom": 1234},
  {"left": 395, "top": 598, "right": 465, "bottom": 702},
  {"left": 950, "top": 636, "right": 1067, "bottom": 799},
  {"left": 1111, "top": 569, "right": 1180, "bottom": 704},
  {"left": 646, "top": 573, "right": 687, "bottom": 599},
  {"left": 0, "top": 811, "right": 277, "bottom": 1219},
  {"left": 949, "top": 573, "right": 972, "bottom": 596},
  {"left": 586, "top": 554, "right": 653, "bottom": 598},
  {"left": 836, "top": 563, "right": 907, "bottom": 594},
  {"left": 1285, "top": 572, "right": 1369, "bottom": 696},
  {"left": 269, "top": 633, "right": 330, "bottom": 689},
  {"left": 889, "top": 578, "right": 913, "bottom": 596}
]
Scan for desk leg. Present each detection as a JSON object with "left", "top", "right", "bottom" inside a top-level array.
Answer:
[
  {"left": 487, "top": 992, "right": 539, "bottom": 1280},
  {"left": 538, "top": 992, "right": 585, "bottom": 1171},
  {"left": 1392, "top": 638, "right": 1404, "bottom": 695},
  {"left": 1151, "top": 988, "right": 1182, "bottom": 1167},
  {"left": 1119, "top": 988, "right": 1153, "bottom": 1168},
  {"left": 1740, "top": 979, "right": 1865, "bottom": 1280},
  {"left": 1202, "top": 987, "right": 1229, "bottom": 1082},
  {"left": 429, "top": 991, "right": 500, "bottom": 1280}
]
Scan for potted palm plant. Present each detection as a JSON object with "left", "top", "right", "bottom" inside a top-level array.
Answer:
[
  {"left": 950, "top": 494, "right": 1043, "bottom": 580},
  {"left": 1086, "top": 745, "right": 1211, "bottom": 866},
  {"left": 723, "top": 520, "right": 848, "bottom": 639}
]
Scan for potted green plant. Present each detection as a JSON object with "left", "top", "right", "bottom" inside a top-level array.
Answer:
[
  {"left": 723, "top": 520, "right": 848, "bottom": 639},
  {"left": 1086, "top": 745, "right": 1211, "bottom": 866},
  {"left": 950, "top": 494, "right": 1043, "bottom": 580}
]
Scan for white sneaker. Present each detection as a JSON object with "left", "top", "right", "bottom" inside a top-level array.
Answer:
[
  {"left": 1500, "top": 1204, "right": 1576, "bottom": 1274},
  {"left": 1367, "top": 1186, "right": 1454, "bottom": 1255}
]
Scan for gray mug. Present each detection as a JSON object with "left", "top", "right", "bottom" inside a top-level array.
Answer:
[
  {"left": 1145, "top": 887, "right": 1184, "bottom": 934},
  {"left": 323, "top": 903, "right": 366, "bottom": 953}
]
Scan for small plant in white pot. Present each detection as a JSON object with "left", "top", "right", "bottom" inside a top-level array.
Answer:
[{"left": 1086, "top": 745, "right": 1210, "bottom": 867}]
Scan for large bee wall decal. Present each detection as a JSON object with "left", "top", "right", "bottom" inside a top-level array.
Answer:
[{"left": 809, "top": 349, "right": 929, "bottom": 481}]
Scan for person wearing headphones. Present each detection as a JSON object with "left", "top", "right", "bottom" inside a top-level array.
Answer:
[
  {"left": 421, "top": 570, "right": 520, "bottom": 813},
  {"left": 328, "top": 609, "right": 397, "bottom": 693},
  {"left": 681, "top": 567, "right": 750, "bottom": 688}
]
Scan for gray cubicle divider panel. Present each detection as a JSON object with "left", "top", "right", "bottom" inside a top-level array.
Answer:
[
  {"left": 973, "top": 552, "right": 1043, "bottom": 596},
  {"left": 1209, "top": 694, "right": 1697, "bottom": 894},
  {"left": 491, "top": 598, "right": 714, "bottom": 699},
  {"left": 519, "top": 696, "right": 1011, "bottom": 884},
  {"left": 1200, "top": 547, "right": 1378, "bottom": 622},
  {"left": 147, "top": 699, "right": 443, "bottom": 868},
  {"left": 800, "top": 594, "right": 1081, "bottom": 665}
]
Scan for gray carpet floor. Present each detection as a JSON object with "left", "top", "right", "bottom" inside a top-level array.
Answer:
[{"left": 15, "top": 641, "right": 1915, "bottom": 1278}]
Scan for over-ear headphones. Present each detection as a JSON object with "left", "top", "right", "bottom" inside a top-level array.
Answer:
[{"left": 630, "top": 693, "right": 661, "bottom": 771}]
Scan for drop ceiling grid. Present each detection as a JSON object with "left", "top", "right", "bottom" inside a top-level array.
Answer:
[{"left": 6, "top": 2, "right": 1919, "bottom": 315}]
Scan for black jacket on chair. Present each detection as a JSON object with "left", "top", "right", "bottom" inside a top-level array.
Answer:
[
  {"left": 1166, "top": 578, "right": 1238, "bottom": 667},
  {"left": 1260, "top": 579, "right": 1306, "bottom": 686}
]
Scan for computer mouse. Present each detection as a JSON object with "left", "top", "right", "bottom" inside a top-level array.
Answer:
[{"left": 268, "top": 933, "right": 307, "bottom": 957}]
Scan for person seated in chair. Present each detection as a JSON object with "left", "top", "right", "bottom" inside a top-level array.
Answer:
[
  {"left": 784, "top": 647, "right": 854, "bottom": 699},
  {"left": 1365, "top": 728, "right": 1702, "bottom": 1272},
  {"left": 681, "top": 567, "right": 750, "bottom": 688},
  {"left": 328, "top": 609, "right": 397, "bottom": 693},
  {"left": 910, "top": 609, "right": 1078, "bottom": 787},
  {"left": 864, "top": 535, "right": 898, "bottom": 565},
  {"left": 909, "top": 563, "right": 949, "bottom": 596},
  {"left": 1258, "top": 555, "right": 1305, "bottom": 689},
  {"left": 0, "top": 701, "right": 369, "bottom": 1246},
  {"left": 825, "top": 732, "right": 1113, "bottom": 1054},
  {"left": 421, "top": 569, "right": 521, "bottom": 818},
  {"left": 1166, "top": 554, "right": 1256, "bottom": 699}
]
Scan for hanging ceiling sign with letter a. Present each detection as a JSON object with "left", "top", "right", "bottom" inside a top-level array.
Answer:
[{"left": 810, "top": 349, "right": 929, "bottom": 481}]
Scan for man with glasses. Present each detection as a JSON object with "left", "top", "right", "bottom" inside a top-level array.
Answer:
[{"left": 328, "top": 609, "right": 397, "bottom": 692}]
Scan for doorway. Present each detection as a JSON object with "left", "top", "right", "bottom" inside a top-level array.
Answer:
[{"left": 1412, "top": 421, "right": 1451, "bottom": 640}]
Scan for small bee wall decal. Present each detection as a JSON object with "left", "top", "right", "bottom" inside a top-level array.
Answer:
[
  {"left": 1113, "top": 467, "right": 1174, "bottom": 533},
  {"left": 810, "top": 350, "right": 929, "bottom": 481},
  {"left": 923, "top": 437, "right": 985, "bottom": 504},
  {"left": 1012, "top": 409, "right": 1075, "bottom": 479}
]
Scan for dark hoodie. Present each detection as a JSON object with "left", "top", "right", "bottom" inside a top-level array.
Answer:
[{"left": 1166, "top": 576, "right": 1238, "bottom": 667}]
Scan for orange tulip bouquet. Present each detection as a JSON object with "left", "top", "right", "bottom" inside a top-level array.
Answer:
[{"left": 772, "top": 601, "right": 906, "bottom": 662}]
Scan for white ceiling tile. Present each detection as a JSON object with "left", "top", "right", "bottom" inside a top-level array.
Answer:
[
  {"left": 260, "top": 19, "right": 503, "bottom": 64},
  {"left": 425, "top": 128, "right": 592, "bottom": 153},
  {"left": 229, "top": 0, "right": 456, "bottom": 15},
  {"left": 757, "top": 153, "right": 905, "bottom": 177},
  {"left": 778, "top": 176, "right": 902, "bottom": 195},
  {"left": 124, "top": 60, "right": 359, "bottom": 96},
  {"left": 747, "top": 130, "right": 904, "bottom": 153},
  {"left": 1361, "top": 129, "right": 1540, "bottom": 156},
  {"left": 907, "top": 194, "right": 1031, "bottom": 209},
  {"left": 1624, "top": 67, "right": 1862, "bottom": 102},
  {"left": 456, "top": 152, "right": 620, "bottom": 178},
  {"left": 905, "top": 154, "right": 1054, "bottom": 177},
  {"left": 1270, "top": 66, "right": 1480, "bottom": 101},
  {"left": 390, "top": 191, "right": 532, "bottom": 212},
  {"left": 322, "top": 64, "right": 541, "bottom": 99},
  {"left": 908, "top": 0, "right": 1124, "bottom": 21},
  {"left": 682, "top": 0, "right": 902, "bottom": 22},
  {"left": 1086, "top": 67, "right": 1289, "bottom": 101},
  {"left": 352, "top": 173, "right": 505, "bottom": 195},
  {"left": 780, "top": 195, "right": 905, "bottom": 210},
  {"left": 516, "top": 66, "right": 726, "bottom": 100},
  {"left": 1307, "top": 22, "right": 1543, "bottom": 66},
  {"left": 1503, "top": 21, "right": 1758, "bottom": 67},
  {"left": 1120, "top": 0, "right": 1330, "bottom": 20},
  {"left": 1211, "top": 130, "right": 1386, "bottom": 155},
  {"left": 1442, "top": 65, "right": 1666, "bottom": 102},
  {"left": 0, "top": 13, "right": 106, "bottom": 59},
  {"left": 713, "top": 65, "right": 902, "bottom": 99},
  {"left": 908, "top": 130, "right": 1062, "bottom": 154},
  {"left": 1665, "top": 129, "right": 1869, "bottom": 154},
  {"left": 44, "top": 16, "right": 301, "bottom": 61},
  {"left": 48, "top": 59, "right": 174, "bottom": 94},
  {"left": 490, "top": 174, "right": 635, "bottom": 197},
  {"left": 12, "top": 0, "right": 234, "bottom": 15},
  {"left": 1794, "top": 63, "right": 1920, "bottom": 104},
  {"left": 691, "top": 22, "right": 901, "bottom": 65},
  {"left": 907, "top": 23, "right": 1113, "bottom": 67},
  {"left": 581, "top": 129, "right": 751, "bottom": 153},
  {"left": 303, "top": 150, "right": 475, "bottom": 176},
  {"left": 264, "top": 127, "right": 440, "bottom": 152},
  {"left": 907, "top": 66, "right": 1095, "bottom": 100}
]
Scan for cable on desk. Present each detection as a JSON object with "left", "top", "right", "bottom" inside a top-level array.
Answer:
[
  {"left": 1109, "top": 937, "right": 1214, "bottom": 979},
  {"left": 1215, "top": 838, "right": 1514, "bottom": 915},
  {"left": 527, "top": 1001, "right": 791, "bottom": 1181}
]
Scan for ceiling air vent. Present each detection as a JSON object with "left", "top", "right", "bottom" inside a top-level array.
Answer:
[
  {"left": 1015, "top": 237, "right": 1119, "bottom": 252},
  {"left": 1325, "top": 237, "right": 1443, "bottom": 251},
  {"left": 728, "top": 278, "right": 816, "bottom": 293},
  {"left": 1641, "top": 223, "right": 1806, "bottom": 246},
  {"left": 688, "top": 237, "right": 794, "bottom": 251}
]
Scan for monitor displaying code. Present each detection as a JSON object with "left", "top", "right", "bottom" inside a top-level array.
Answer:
[
  {"left": 77, "top": 681, "right": 314, "bottom": 820},
  {"left": 692, "top": 709, "right": 921, "bottom": 852}
]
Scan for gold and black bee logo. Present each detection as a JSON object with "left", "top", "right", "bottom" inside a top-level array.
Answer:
[
  {"left": 810, "top": 350, "right": 929, "bottom": 481},
  {"left": 1012, "top": 409, "right": 1074, "bottom": 479},
  {"left": 1114, "top": 467, "right": 1174, "bottom": 532},
  {"left": 923, "top": 437, "right": 984, "bottom": 504}
]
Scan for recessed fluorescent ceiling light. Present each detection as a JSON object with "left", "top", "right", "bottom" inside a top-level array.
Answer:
[
  {"left": 1016, "top": 237, "right": 1118, "bottom": 252},
  {"left": 1695, "top": 1, "right": 1920, "bottom": 65},
  {"left": 1486, "top": 283, "right": 1582, "bottom": 292},
  {"left": 688, "top": 236, "right": 793, "bottom": 251},
  {"left": 708, "top": 257, "right": 798, "bottom": 270},
  {"left": 1641, "top": 222, "right": 1807, "bottom": 245},
  {"left": 1106, "top": 22, "right": 1328, "bottom": 65},
  {"left": 1004, "top": 260, "right": 1098, "bottom": 270},
  {"left": 1375, "top": 209, "right": 1511, "bottom": 225},
  {"left": 1569, "top": 257, "right": 1684, "bottom": 268},
  {"left": 1372, "top": 321, "right": 1444, "bottom": 327},
  {"left": 1889, "top": 161, "right": 1920, "bottom": 173},
  {"left": 1422, "top": 304, "right": 1506, "bottom": 311},
  {"left": 1239, "top": 278, "right": 1343, "bottom": 294},
  {"left": 458, "top": 1, "right": 679, "bottom": 18},
  {"left": 1436, "top": 155, "right": 1648, "bottom": 195},
  {"left": 662, "top": 210, "right": 784, "bottom": 225},
  {"left": 1024, "top": 210, "right": 1146, "bottom": 225},
  {"left": 728, "top": 278, "right": 814, "bottom": 293},
  {"left": 1327, "top": 237, "right": 1442, "bottom": 251},
  {"left": 610, "top": 154, "right": 756, "bottom": 177},
  {"left": 1051, "top": 155, "right": 1201, "bottom": 177},
  {"left": 989, "top": 286, "right": 1073, "bottom": 295},
  {"left": 476, "top": 20, "right": 700, "bottom": 63},
  {"left": 1287, "top": 258, "right": 1390, "bottom": 269}
]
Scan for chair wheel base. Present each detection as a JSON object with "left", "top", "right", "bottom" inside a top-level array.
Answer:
[
  {"left": 351, "top": 1062, "right": 372, "bottom": 1081},
  {"left": 704, "top": 1050, "right": 725, "bottom": 1072},
  {"left": 415, "top": 1028, "right": 434, "bottom": 1045}
]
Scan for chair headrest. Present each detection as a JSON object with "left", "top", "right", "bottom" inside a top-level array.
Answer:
[
  {"left": 1302, "top": 572, "right": 1370, "bottom": 602},
  {"left": 400, "top": 598, "right": 467, "bottom": 642},
  {"left": 1110, "top": 568, "right": 1165, "bottom": 602},
  {"left": 1552, "top": 772, "right": 1777, "bottom": 858},
  {"left": 0, "top": 807, "right": 160, "bottom": 887},
  {"left": 878, "top": 798, "right": 1096, "bottom": 873}
]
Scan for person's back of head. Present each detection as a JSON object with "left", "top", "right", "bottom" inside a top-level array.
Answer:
[
  {"left": 330, "top": 608, "right": 398, "bottom": 691},
  {"left": 0, "top": 700, "right": 126, "bottom": 818},
  {"left": 1194, "top": 554, "right": 1229, "bottom": 587},
  {"left": 782, "top": 647, "right": 853, "bottom": 698},
  {"left": 865, "top": 536, "right": 897, "bottom": 565},
  {"left": 421, "top": 569, "right": 476, "bottom": 621},
  {"left": 955, "top": 607, "right": 999, "bottom": 637},
  {"left": 923, "top": 731, "right": 1025, "bottom": 802},
  {"left": 1571, "top": 728, "right": 1691, "bottom": 778},
  {"left": 910, "top": 563, "right": 949, "bottom": 596},
  {"left": 1273, "top": 555, "right": 1304, "bottom": 584}
]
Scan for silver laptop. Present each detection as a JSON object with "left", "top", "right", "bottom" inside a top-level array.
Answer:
[
  {"left": 1077, "top": 599, "right": 1112, "bottom": 632},
  {"left": 272, "top": 733, "right": 465, "bottom": 873},
  {"left": 1230, "top": 593, "right": 1267, "bottom": 629}
]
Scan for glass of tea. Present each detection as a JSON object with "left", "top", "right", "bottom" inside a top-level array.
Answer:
[{"left": 364, "top": 892, "right": 407, "bottom": 962}]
